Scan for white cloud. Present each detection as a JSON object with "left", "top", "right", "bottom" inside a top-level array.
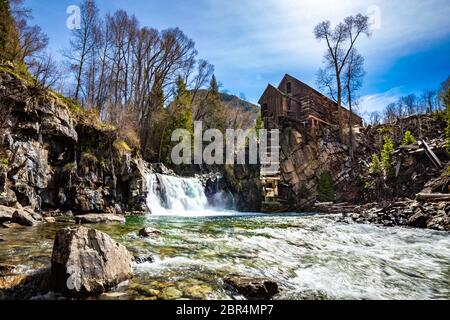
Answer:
[
  {"left": 187, "top": 0, "right": 450, "bottom": 101},
  {"left": 358, "top": 86, "right": 404, "bottom": 117}
]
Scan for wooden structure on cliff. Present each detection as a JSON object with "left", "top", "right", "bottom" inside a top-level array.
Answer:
[
  {"left": 258, "top": 74, "right": 363, "bottom": 131},
  {"left": 258, "top": 74, "right": 363, "bottom": 210}
]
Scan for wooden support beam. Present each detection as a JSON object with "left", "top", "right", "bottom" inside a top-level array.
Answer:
[
  {"left": 420, "top": 139, "right": 443, "bottom": 169},
  {"left": 416, "top": 193, "right": 450, "bottom": 201}
]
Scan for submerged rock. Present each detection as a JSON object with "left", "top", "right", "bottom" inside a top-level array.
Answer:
[
  {"left": 133, "top": 255, "right": 155, "bottom": 264},
  {"left": 0, "top": 264, "right": 16, "bottom": 275},
  {"left": 224, "top": 276, "right": 279, "bottom": 300},
  {"left": 138, "top": 227, "right": 162, "bottom": 238},
  {"left": 51, "top": 226, "right": 133, "bottom": 296},
  {"left": 74, "top": 213, "right": 126, "bottom": 225},
  {"left": 0, "top": 268, "right": 51, "bottom": 300},
  {"left": 11, "top": 208, "right": 42, "bottom": 226},
  {"left": 158, "top": 287, "right": 183, "bottom": 300}
]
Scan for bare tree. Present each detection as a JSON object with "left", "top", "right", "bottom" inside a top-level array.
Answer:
[
  {"left": 418, "top": 89, "right": 437, "bottom": 114},
  {"left": 400, "top": 94, "right": 417, "bottom": 116},
  {"left": 65, "top": 0, "right": 99, "bottom": 101},
  {"left": 314, "top": 14, "right": 370, "bottom": 140},
  {"left": 343, "top": 48, "right": 365, "bottom": 157},
  {"left": 383, "top": 103, "right": 397, "bottom": 123},
  {"left": 9, "top": 0, "right": 48, "bottom": 64},
  {"left": 369, "top": 111, "right": 381, "bottom": 125},
  {"left": 28, "top": 53, "right": 63, "bottom": 90}
]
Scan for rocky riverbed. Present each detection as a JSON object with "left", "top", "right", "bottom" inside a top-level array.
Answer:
[{"left": 1, "top": 212, "right": 449, "bottom": 300}]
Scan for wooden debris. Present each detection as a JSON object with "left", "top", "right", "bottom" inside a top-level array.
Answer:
[{"left": 416, "top": 193, "right": 450, "bottom": 201}]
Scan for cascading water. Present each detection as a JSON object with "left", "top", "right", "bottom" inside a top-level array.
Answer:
[{"left": 145, "top": 173, "right": 236, "bottom": 216}]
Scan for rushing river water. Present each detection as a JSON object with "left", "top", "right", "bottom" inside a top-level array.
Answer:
[
  {"left": 1, "top": 213, "right": 449, "bottom": 300},
  {"left": 0, "top": 174, "right": 449, "bottom": 300}
]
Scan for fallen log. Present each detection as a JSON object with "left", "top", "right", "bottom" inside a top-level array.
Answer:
[{"left": 416, "top": 193, "right": 450, "bottom": 201}]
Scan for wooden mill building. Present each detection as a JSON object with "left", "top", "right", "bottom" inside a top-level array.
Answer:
[
  {"left": 258, "top": 74, "right": 363, "bottom": 208},
  {"left": 258, "top": 74, "right": 363, "bottom": 131}
]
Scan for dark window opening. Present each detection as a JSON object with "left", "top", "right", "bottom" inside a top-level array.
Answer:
[
  {"left": 262, "top": 103, "right": 268, "bottom": 116},
  {"left": 287, "top": 98, "right": 291, "bottom": 111},
  {"left": 286, "top": 82, "right": 292, "bottom": 95}
]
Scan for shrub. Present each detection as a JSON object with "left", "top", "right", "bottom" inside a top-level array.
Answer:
[
  {"left": 317, "top": 171, "right": 335, "bottom": 202},
  {"left": 381, "top": 136, "right": 395, "bottom": 177},
  {"left": 369, "top": 153, "right": 381, "bottom": 175},
  {"left": 402, "top": 130, "right": 416, "bottom": 145}
]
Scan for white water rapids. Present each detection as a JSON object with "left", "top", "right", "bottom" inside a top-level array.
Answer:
[{"left": 134, "top": 173, "right": 450, "bottom": 300}]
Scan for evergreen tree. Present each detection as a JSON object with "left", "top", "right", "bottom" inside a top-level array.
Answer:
[
  {"left": 317, "top": 171, "right": 335, "bottom": 202},
  {"left": 159, "top": 76, "right": 193, "bottom": 163},
  {"left": 207, "top": 75, "right": 225, "bottom": 129},
  {"left": 0, "top": 0, "right": 19, "bottom": 62},
  {"left": 369, "top": 153, "right": 381, "bottom": 175},
  {"left": 443, "top": 88, "right": 450, "bottom": 153},
  {"left": 381, "top": 136, "right": 395, "bottom": 177}
]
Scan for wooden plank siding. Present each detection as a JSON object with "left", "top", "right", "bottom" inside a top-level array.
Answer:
[{"left": 258, "top": 74, "right": 363, "bottom": 130}]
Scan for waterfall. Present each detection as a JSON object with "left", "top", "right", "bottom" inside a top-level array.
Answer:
[{"left": 146, "top": 173, "right": 213, "bottom": 215}]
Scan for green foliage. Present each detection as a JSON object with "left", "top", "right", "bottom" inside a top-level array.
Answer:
[
  {"left": 113, "top": 140, "right": 132, "bottom": 158},
  {"left": 63, "top": 162, "right": 77, "bottom": 172},
  {"left": 369, "top": 153, "right": 381, "bottom": 175},
  {"left": 207, "top": 75, "right": 225, "bottom": 130},
  {"left": 317, "top": 171, "right": 335, "bottom": 202},
  {"left": 381, "top": 136, "right": 395, "bottom": 177},
  {"left": 159, "top": 76, "right": 194, "bottom": 163},
  {"left": 254, "top": 113, "right": 263, "bottom": 140},
  {"left": 402, "top": 130, "right": 416, "bottom": 145},
  {"left": 443, "top": 89, "right": 450, "bottom": 153},
  {"left": 0, "top": 156, "right": 8, "bottom": 166},
  {"left": 0, "top": 0, "right": 19, "bottom": 63},
  {"left": 80, "top": 152, "right": 98, "bottom": 167}
]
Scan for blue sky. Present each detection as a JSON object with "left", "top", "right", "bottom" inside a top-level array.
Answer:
[{"left": 27, "top": 0, "right": 450, "bottom": 117}]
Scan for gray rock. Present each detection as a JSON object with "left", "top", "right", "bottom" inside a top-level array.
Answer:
[
  {"left": 224, "top": 276, "right": 279, "bottom": 300},
  {"left": 11, "top": 208, "right": 42, "bottom": 226},
  {"left": 138, "top": 227, "right": 162, "bottom": 238},
  {"left": 51, "top": 226, "right": 133, "bottom": 296},
  {"left": 74, "top": 214, "right": 126, "bottom": 225},
  {"left": 0, "top": 205, "right": 15, "bottom": 223}
]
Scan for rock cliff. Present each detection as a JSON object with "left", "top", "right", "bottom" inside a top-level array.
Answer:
[{"left": 0, "top": 65, "right": 148, "bottom": 219}]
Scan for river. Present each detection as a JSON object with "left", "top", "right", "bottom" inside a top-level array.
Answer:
[{"left": 0, "top": 173, "right": 449, "bottom": 300}]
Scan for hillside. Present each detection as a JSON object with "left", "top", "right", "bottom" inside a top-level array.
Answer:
[{"left": 191, "top": 89, "right": 259, "bottom": 129}]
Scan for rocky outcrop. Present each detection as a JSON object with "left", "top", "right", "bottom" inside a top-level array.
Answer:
[
  {"left": 339, "top": 200, "right": 449, "bottom": 231},
  {"left": 51, "top": 226, "right": 133, "bottom": 296},
  {"left": 279, "top": 120, "right": 364, "bottom": 210},
  {"left": 224, "top": 276, "right": 279, "bottom": 300}
]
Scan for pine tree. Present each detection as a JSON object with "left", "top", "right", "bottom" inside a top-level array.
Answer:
[
  {"left": 381, "top": 136, "right": 395, "bottom": 177},
  {"left": 207, "top": 75, "right": 225, "bottom": 130},
  {"left": 317, "top": 171, "right": 335, "bottom": 202},
  {"left": 159, "top": 76, "right": 193, "bottom": 163},
  {"left": 444, "top": 89, "right": 450, "bottom": 153},
  {"left": 369, "top": 153, "right": 381, "bottom": 175},
  {"left": 0, "top": 0, "right": 20, "bottom": 63}
]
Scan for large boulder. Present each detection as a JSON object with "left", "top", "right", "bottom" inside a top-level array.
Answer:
[
  {"left": 224, "top": 276, "right": 279, "bottom": 300},
  {"left": 51, "top": 226, "right": 133, "bottom": 296}
]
